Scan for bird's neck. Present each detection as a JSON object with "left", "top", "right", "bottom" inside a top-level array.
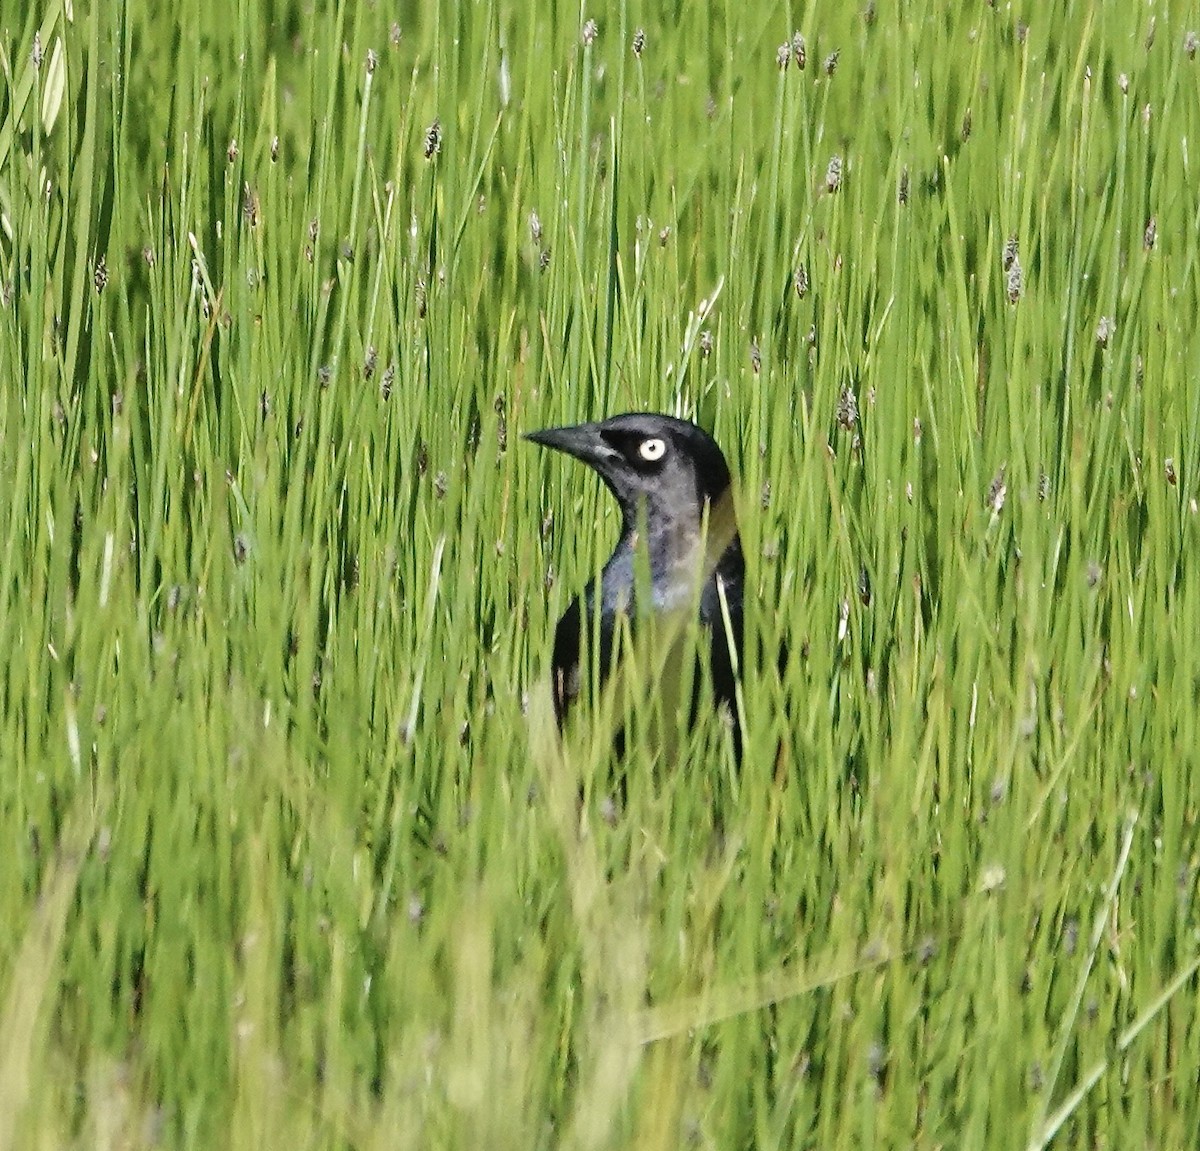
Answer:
[
  {"left": 611, "top": 495, "right": 720, "bottom": 606},
  {"left": 622, "top": 495, "right": 702, "bottom": 557}
]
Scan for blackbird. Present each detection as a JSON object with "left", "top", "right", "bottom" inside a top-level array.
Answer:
[{"left": 527, "top": 412, "right": 745, "bottom": 760}]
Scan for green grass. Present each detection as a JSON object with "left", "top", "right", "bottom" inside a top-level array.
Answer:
[{"left": 1, "top": 1, "right": 1198, "bottom": 1147}]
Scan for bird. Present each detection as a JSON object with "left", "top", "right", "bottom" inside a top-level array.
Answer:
[{"left": 526, "top": 412, "right": 745, "bottom": 761}]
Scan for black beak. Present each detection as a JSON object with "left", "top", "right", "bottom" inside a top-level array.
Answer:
[{"left": 524, "top": 423, "right": 614, "bottom": 470}]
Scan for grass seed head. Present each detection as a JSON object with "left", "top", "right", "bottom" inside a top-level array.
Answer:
[
  {"left": 792, "top": 32, "right": 806, "bottom": 69},
  {"left": 1002, "top": 234, "right": 1019, "bottom": 270},
  {"left": 836, "top": 386, "right": 858, "bottom": 430},
  {"left": 1006, "top": 255, "right": 1023, "bottom": 303},
  {"left": 987, "top": 467, "right": 1007, "bottom": 511},
  {"left": 794, "top": 262, "right": 809, "bottom": 298},
  {"left": 825, "top": 154, "right": 843, "bottom": 192},
  {"left": 424, "top": 119, "right": 441, "bottom": 159}
]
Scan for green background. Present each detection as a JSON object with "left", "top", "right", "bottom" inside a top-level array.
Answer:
[{"left": 1, "top": 0, "right": 1197, "bottom": 1146}]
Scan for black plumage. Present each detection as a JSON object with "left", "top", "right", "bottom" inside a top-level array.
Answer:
[{"left": 527, "top": 412, "right": 745, "bottom": 759}]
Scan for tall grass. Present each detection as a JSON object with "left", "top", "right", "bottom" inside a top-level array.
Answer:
[{"left": 1, "top": 1, "right": 1197, "bottom": 1147}]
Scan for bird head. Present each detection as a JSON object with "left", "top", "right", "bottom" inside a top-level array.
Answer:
[{"left": 525, "top": 413, "right": 733, "bottom": 530}]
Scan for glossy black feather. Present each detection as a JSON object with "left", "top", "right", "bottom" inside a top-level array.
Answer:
[{"left": 527, "top": 413, "right": 745, "bottom": 760}]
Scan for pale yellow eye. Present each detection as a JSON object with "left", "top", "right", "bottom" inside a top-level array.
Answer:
[{"left": 638, "top": 437, "right": 666, "bottom": 462}]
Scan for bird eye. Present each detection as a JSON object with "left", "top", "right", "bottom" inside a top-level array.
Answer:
[{"left": 637, "top": 437, "right": 666, "bottom": 462}]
